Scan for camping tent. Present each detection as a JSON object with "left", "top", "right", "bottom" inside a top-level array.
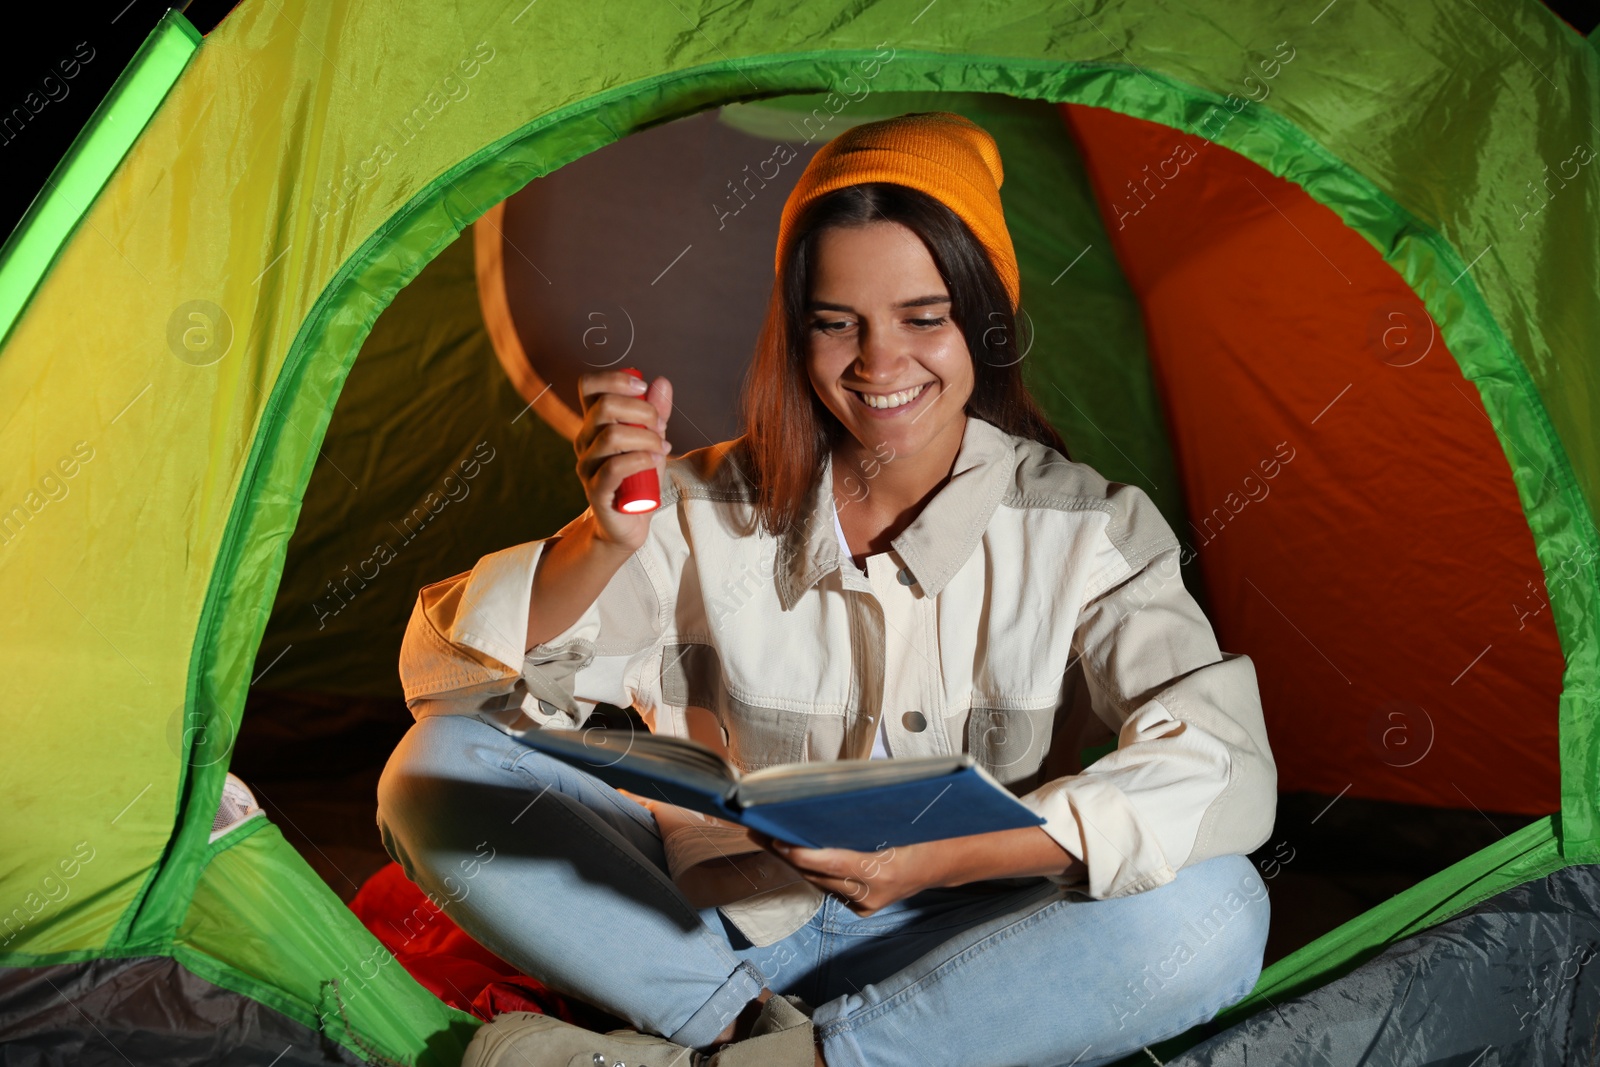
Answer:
[{"left": 0, "top": 0, "right": 1596, "bottom": 1063}]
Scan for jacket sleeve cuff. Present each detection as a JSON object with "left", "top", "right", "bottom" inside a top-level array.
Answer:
[
  {"left": 1016, "top": 775, "right": 1177, "bottom": 898},
  {"left": 451, "top": 539, "right": 546, "bottom": 670},
  {"left": 458, "top": 535, "right": 626, "bottom": 727},
  {"left": 401, "top": 537, "right": 594, "bottom": 727},
  {"left": 453, "top": 529, "right": 615, "bottom": 671}
]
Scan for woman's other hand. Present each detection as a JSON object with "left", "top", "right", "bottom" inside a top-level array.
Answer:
[
  {"left": 748, "top": 831, "right": 953, "bottom": 917},
  {"left": 574, "top": 369, "right": 673, "bottom": 554},
  {"left": 747, "top": 825, "right": 1082, "bottom": 917}
]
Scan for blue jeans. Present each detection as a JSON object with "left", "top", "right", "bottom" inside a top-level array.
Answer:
[{"left": 376, "top": 714, "right": 1269, "bottom": 1067}]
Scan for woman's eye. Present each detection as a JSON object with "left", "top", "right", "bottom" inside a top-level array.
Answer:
[{"left": 811, "top": 316, "right": 946, "bottom": 333}]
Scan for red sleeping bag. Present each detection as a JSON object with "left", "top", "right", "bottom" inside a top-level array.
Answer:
[{"left": 348, "top": 861, "right": 627, "bottom": 1029}]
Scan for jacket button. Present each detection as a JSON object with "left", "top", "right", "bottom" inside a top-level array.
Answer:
[
  {"left": 902, "top": 711, "right": 928, "bottom": 732},
  {"left": 896, "top": 567, "right": 914, "bottom": 585}
]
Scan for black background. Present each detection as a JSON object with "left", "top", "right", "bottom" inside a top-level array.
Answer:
[{"left": 0, "top": 0, "right": 237, "bottom": 243}]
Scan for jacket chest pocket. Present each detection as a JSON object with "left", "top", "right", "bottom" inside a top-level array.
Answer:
[
  {"left": 962, "top": 703, "right": 1058, "bottom": 785},
  {"left": 660, "top": 642, "right": 808, "bottom": 773}
]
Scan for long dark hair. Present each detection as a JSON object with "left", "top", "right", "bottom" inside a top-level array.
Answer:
[{"left": 739, "top": 181, "right": 1070, "bottom": 539}]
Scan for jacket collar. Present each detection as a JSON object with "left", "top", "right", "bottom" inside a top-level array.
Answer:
[{"left": 777, "top": 415, "right": 1018, "bottom": 610}]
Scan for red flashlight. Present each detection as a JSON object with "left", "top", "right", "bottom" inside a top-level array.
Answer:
[{"left": 612, "top": 367, "right": 661, "bottom": 515}]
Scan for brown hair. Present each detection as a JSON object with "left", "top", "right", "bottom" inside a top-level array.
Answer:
[{"left": 739, "top": 181, "right": 1070, "bottom": 540}]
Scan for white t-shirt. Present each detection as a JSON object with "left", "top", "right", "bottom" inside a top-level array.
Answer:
[{"left": 833, "top": 499, "right": 891, "bottom": 760}]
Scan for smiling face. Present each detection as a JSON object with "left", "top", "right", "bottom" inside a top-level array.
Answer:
[{"left": 803, "top": 220, "right": 975, "bottom": 467}]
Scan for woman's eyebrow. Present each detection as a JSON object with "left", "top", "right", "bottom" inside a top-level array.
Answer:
[{"left": 807, "top": 294, "right": 951, "bottom": 312}]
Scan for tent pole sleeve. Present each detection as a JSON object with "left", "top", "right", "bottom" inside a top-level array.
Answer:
[{"left": 0, "top": 9, "right": 201, "bottom": 352}]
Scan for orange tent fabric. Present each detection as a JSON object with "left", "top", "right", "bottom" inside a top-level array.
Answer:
[{"left": 1062, "top": 103, "right": 1563, "bottom": 815}]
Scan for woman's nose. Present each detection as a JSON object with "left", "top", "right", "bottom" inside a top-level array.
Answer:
[{"left": 855, "top": 323, "right": 910, "bottom": 379}]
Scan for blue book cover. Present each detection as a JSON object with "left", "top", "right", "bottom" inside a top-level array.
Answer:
[{"left": 478, "top": 709, "right": 1045, "bottom": 851}]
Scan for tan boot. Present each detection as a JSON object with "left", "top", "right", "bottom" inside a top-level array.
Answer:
[
  {"left": 460, "top": 1010, "right": 710, "bottom": 1067},
  {"left": 705, "top": 994, "right": 817, "bottom": 1067}
]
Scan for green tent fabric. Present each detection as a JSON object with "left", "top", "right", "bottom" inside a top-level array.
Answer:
[
  {"left": 0, "top": 0, "right": 1596, "bottom": 1063},
  {"left": 254, "top": 225, "right": 591, "bottom": 701}
]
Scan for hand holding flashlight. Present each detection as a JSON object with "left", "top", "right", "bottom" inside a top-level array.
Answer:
[{"left": 574, "top": 367, "right": 673, "bottom": 555}]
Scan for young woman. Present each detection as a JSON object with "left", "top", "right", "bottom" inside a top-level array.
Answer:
[{"left": 379, "top": 111, "right": 1276, "bottom": 1067}]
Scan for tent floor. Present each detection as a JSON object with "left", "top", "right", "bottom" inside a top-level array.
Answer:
[
  {"left": 1168, "top": 862, "right": 1600, "bottom": 1065},
  {"left": 0, "top": 956, "right": 365, "bottom": 1065},
  {"left": 235, "top": 691, "right": 1546, "bottom": 964}
]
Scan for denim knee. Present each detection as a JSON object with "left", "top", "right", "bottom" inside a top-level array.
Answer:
[
  {"left": 376, "top": 712, "right": 671, "bottom": 886},
  {"left": 1182, "top": 854, "right": 1270, "bottom": 998},
  {"left": 375, "top": 714, "right": 519, "bottom": 872},
  {"left": 376, "top": 716, "right": 447, "bottom": 875},
  {"left": 1104, "top": 854, "right": 1270, "bottom": 1040}
]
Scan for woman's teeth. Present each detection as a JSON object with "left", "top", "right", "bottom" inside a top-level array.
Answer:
[{"left": 855, "top": 383, "right": 929, "bottom": 410}]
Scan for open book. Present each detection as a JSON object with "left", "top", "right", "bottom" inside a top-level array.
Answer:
[{"left": 479, "top": 710, "right": 1045, "bottom": 852}]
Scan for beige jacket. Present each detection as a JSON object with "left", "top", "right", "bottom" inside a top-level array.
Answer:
[{"left": 398, "top": 415, "right": 1276, "bottom": 947}]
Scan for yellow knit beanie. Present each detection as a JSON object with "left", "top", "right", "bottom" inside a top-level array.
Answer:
[{"left": 773, "top": 111, "right": 1020, "bottom": 311}]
